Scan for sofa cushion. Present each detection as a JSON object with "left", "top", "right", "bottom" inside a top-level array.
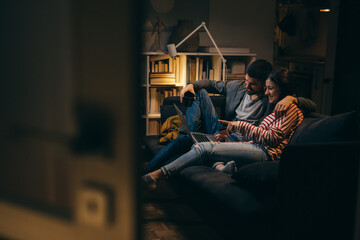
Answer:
[
  {"left": 290, "top": 111, "right": 358, "bottom": 145},
  {"left": 143, "top": 135, "right": 167, "bottom": 157},
  {"left": 177, "top": 166, "right": 267, "bottom": 215},
  {"left": 160, "top": 104, "right": 186, "bottom": 124},
  {"left": 231, "top": 161, "right": 279, "bottom": 197}
]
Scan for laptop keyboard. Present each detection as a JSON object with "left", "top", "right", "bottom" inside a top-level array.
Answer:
[{"left": 192, "top": 133, "right": 211, "bottom": 143}]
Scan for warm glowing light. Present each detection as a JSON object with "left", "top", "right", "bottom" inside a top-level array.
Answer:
[{"left": 320, "top": 9, "right": 331, "bottom": 12}]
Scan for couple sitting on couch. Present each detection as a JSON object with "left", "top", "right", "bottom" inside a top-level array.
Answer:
[{"left": 143, "top": 59, "right": 316, "bottom": 187}]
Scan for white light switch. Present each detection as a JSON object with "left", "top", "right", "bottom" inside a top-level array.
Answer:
[{"left": 76, "top": 186, "right": 110, "bottom": 228}]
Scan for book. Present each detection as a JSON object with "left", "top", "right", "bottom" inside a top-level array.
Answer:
[
  {"left": 198, "top": 46, "right": 250, "bottom": 54},
  {"left": 158, "top": 61, "right": 164, "bottom": 72},
  {"left": 149, "top": 88, "right": 159, "bottom": 114},
  {"left": 150, "top": 73, "right": 175, "bottom": 78},
  {"left": 199, "top": 58, "right": 203, "bottom": 80},
  {"left": 150, "top": 54, "right": 171, "bottom": 62},
  {"left": 195, "top": 57, "right": 199, "bottom": 81},
  {"left": 209, "top": 69, "right": 214, "bottom": 80},
  {"left": 179, "top": 55, "right": 187, "bottom": 85},
  {"left": 175, "top": 57, "right": 180, "bottom": 83},
  {"left": 226, "top": 73, "right": 246, "bottom": 81},
  {"left": 189, "top": 58, "right": 197, "bottom": 83},
  {"left": 150, "top": 77, "right": 176, "bottom": 85},
  {"left": 212, "top": 56, "right": 221, "bottom": 81},
  {"left": 168, "top": 57, "right": 174, "bottom": 73}
]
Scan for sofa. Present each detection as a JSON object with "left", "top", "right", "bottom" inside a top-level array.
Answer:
[{"left": 142, "top": 96, "right": 360, "bottom": 240}]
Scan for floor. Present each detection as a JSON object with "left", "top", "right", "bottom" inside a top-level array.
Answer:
[{"left": 141, "top": 180, "right": 224, "bottom": 240}]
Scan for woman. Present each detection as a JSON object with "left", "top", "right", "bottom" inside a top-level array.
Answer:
[{"left": 143, "top": 68, "right": 304, "bottom": 187}]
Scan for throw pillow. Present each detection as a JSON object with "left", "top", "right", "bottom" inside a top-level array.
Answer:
[{"left": 290, "top": 111, "right": 358, "bottom": 144}]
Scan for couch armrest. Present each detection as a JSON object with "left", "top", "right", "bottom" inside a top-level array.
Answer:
[{"left": 278, "top": 142, "right": 360, "bottom": 240}]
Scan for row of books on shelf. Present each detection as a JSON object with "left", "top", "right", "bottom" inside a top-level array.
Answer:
[
  {"left": 149, "top": 72, "right": 176, "bottom": 85},
  {"left": 150, "top": 54, "right": 174, "bottom": 73},
  {"left": 148, "top": 55, "right": 247, "bottom": 85},
  {"left": 149, "top": 88, "right": 178, "bottom": 114},
  {"left": 187, "top": 56, "right": 220, "bottom": 82},
  {"left": 226, "top": 73, "right": 246, "bottom": 81},
  {"left": 151, "top": 61, "right": 171, "bottom": 73},
  {"left": 149, "top": 55, "right": 222, "bottom": 85},
  {"left": 150, "top": 56, "right": 219, "bottom": 85},
  {"left": 149, "top": 55, "right": 186, "bottom": 85}
]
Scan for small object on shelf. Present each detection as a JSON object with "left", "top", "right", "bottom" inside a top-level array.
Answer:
[
  {"left": 152, "top": 16, "right": 169, "bottom": 52},
  {"left": 198, "top": 46, "right": 250, "bottom": 54}
]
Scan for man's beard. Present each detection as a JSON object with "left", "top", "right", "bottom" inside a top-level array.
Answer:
[{"left": 246, "top": 89, "right": 263, "bottom": 96}]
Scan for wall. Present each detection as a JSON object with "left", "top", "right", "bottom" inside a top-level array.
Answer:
[
  {"left": 0, "top": 0, "right": 141, "bottom": 239},
  {"left": 277, "top": 6, "right": 330, "bottom": 57},
  {"left": 204, "top": 0, "right": 276, "bottom": 62},
  {"left": 0, "top": 0, "right": 74, "bottom": 212},
  {"left": 144, "top": 0, "right": 276, "bottom": 63}
]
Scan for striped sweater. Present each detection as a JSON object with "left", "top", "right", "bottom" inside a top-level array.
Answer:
[{"left": 236, "top": 104, "right": 304, "bottom": 161}]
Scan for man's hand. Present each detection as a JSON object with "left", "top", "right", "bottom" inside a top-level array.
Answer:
[
  {"left": 274, "top": 96, "right": 298, "bottom": 118},
  {"left": 218, "top": 120, "right": 238, "bottom": 134},
  {"left": 180, "top": 84, "right": 196, "bottom": 103}
]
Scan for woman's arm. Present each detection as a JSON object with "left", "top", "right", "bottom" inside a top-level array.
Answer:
[{"left": 236, "top": 104, "right": 302, "bottom": 147}]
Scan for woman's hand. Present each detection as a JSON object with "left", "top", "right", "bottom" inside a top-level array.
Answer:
[
  {"left": 180, "top": 84, "right": 196, "bottom": 103},
  {"left": 218, "top": 120, "right": 238, "bottom": 134},
  {"left": 214, "top": 130, "right": 231, "bottom": 142}
]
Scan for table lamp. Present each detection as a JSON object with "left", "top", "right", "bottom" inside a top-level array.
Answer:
[{"left": 167, "top": 22, "right": 227, "bottom": 81}]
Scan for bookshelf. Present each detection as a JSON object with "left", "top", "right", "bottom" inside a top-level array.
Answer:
[{"left": 142, "top": 51, "right": 256, "bottom": 136}]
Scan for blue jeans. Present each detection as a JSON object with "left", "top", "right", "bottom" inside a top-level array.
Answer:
[
  {"left": 184, "top": 89, "right": 223, "bottom": 134},
  {"left": 161, "top": 142, "right": 270, "bottom": 177},
  {"left": 144, "top": 134, "right": 193, "bottom": 173},
  {"left": 144, "top": 89, "right": 223, "bottom": 173}
]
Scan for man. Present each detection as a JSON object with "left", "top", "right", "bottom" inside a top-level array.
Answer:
[{"left": 144, "top": 59, "right": 316, "bottom": 173}]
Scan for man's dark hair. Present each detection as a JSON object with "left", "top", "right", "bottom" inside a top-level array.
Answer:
[{"left": 246, "top": 59, "right": 272, "bottom": 83}]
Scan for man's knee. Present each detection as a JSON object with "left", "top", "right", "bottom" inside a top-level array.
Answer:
[
  {"left": 196, "top": 89, "right": 213, "bottom": 107},
  {"left": 197, "top": 89, "right": 210, "bottom": 99}
]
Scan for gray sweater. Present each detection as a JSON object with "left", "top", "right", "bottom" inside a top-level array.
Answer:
[{"left": 192, "top": 79, "right": 316, "bottom": 125}]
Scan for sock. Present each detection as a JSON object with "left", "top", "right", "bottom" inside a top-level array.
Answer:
[{"left": 219, "top": 161, "right": 237, "bottom": 174}]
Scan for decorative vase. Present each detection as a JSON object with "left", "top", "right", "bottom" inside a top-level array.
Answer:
[{"left": 168, "top": 20, "right": 199, "bottom": 52}]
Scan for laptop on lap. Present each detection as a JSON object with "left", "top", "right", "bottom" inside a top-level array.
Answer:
[{"left": 173, "top": 103, "right": 217, "bottom": 144}]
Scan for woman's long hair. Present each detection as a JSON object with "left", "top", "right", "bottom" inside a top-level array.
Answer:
[{"left": 267, "top": 68, "right": 296, "bottom": 100}]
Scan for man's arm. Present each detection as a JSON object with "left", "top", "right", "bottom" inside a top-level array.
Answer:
[
  {"left": 191, "top": 79, "right": 227, "bottom": 94},
  {"left": 296, "top": 97, "right": 317, "bottom": 113},
  {"left": 180, "top": 79, "right": 228, "bottom": 102},
  {"left": 274, "top": 96, "right": 317, "bottom": 118}
]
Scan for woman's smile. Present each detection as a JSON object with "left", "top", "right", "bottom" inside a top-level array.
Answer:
[{"left": 265, "top": 79, "right": 280, "bottom": 104}]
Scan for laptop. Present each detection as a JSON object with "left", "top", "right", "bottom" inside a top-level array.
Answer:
[{"left": 173, "top": 103, "right": 217, "bottom": 144}]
